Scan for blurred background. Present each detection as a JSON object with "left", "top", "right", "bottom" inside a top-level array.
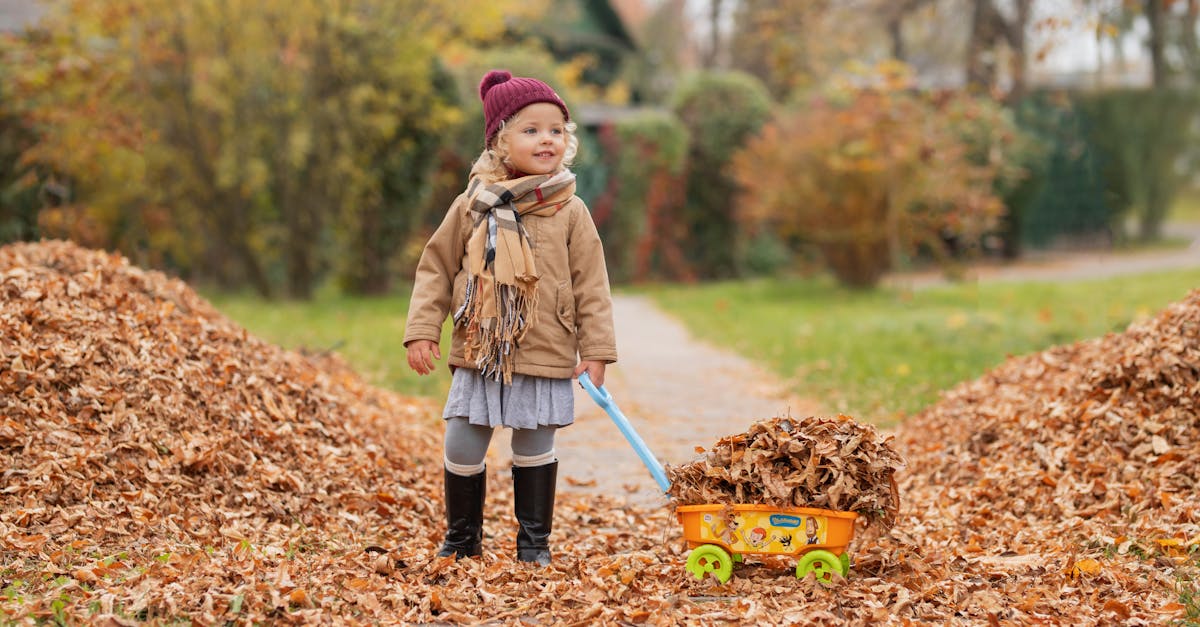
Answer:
[
  {"left": 2, "top": 0, "right": 1197, "bottom": 297},
  {"left": 4, "top": 0, "right": 1199, "bottom": 423}
]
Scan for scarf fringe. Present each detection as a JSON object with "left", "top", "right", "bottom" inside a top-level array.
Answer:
[{"left": 457, "top": 277, "right": 539, "bottom": 383}]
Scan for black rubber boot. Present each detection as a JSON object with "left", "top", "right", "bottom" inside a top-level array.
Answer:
[
  {"left": 513, "top": 461, "right": 557, "bottom": 566},
  {"left": 437, "top": 467, "right": 486, "bottom": 559}
]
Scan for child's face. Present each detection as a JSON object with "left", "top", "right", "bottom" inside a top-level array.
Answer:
[{"left": 502, "top": 102, "right": 567, "bottom": 176}]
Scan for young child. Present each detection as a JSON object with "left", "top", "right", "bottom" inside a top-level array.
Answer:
[{"left": 403, "top": 69, "right": 617, "bottom": 566}]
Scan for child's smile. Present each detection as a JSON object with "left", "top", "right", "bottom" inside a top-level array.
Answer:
[{"left": 505, "top": 102, "right": 567, "bottom": 176}]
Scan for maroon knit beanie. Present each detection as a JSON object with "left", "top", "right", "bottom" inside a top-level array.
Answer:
[{"left": 479, "top": 69, "right": 570, "bottom": 148}]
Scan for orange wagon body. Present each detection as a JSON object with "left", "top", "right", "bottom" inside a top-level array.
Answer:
[{"left": 676, "top": 504, "right": 858, "bottom": 583}]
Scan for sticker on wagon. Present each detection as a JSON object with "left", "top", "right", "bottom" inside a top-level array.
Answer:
[
  {"left": 677, "top": 504, "right": 858, "bottom": 557},
  {"left": 695, "top": 511, "right": 826, "bottom": 552},
  {"left": 769, "top": 514, "right": 802, "bottom": 528}
]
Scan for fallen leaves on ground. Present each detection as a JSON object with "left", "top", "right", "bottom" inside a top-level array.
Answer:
[
  {"left": 880, "top": 283, "right": 1200, "bottom": 624},
  {"left": 665, "top": 415, "right": 903, "bottom": 529},
  {"left": 1, "top": 240, "right": 1198, "bottom": 625}
]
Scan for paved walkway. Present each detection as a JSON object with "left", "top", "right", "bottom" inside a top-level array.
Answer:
[{"left": 885, "top": 222, "right": 1200, "bottom": 289}]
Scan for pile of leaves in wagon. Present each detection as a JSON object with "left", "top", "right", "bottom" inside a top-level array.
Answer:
[
  {"left": 665, "top": 416, "right": 903, "bottom": 529},
  {"left": 2, "top": 240, "right": 1198, "bottom": 625}
]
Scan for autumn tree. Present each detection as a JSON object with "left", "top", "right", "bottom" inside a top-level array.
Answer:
[
  {"left": 727, "top": 0, "right": 891, "bottom": 102},
  {"left": 1089, "top": 0, "right": 1200, "bottom": 86},
  {"left": 5, "top": 0, "right": 541, "bottom": 298},
  {"left": 727, "top": 0, "right": 830, "bottom": 99},
  {"left": 2, "top": 2, "right": 152, "bottom": 260},
  {"left": 621, "top": 0, "right": 694, "bottom": 104},
  {"left": 1079, "top": 0, "right": 1200, "bottom": 243},
  {"left": 0, "top": 37, "right": 42, "bottom": 244},
  {"left": 965, "top": 0, "right": 1034, "bottom": 99},
  {"left": 732, "top": 63, "right": 1025, "bottom": 288}
]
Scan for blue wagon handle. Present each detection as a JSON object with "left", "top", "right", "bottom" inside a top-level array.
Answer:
[{"left": 578, "top": 372, "right": 672, "bottom": 493}]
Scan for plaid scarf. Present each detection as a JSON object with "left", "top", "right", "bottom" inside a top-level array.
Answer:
[{"left": 454, "top": 167, "right": 577, "bottom": 383}]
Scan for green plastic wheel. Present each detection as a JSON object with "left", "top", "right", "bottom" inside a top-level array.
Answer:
[
  {"left": 685, "top": 544, "right": 734, "bottom": 583},
  {"left": 840, "top": 552, "right": 851, "bottom": 575},
  {"left": 796, "top": 549, "right": 846, "bottom": 584},
  {"left": 733, "top": 553, "right": 744, "bottom": 564}
]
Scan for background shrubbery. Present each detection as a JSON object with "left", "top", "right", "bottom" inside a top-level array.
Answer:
[{"left": 1, "top": 2, "right": 1199, "bottom": 295}]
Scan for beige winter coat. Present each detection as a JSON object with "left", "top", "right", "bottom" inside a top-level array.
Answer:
[{"left": 403, "top": 192, "right": 617, "bottom": 379}]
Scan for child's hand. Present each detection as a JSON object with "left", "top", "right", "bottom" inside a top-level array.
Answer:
[
  {"left": 406, "top": 340, "right": 442, "bottom": 375},
  {"left": 574, "top": 360, "right": 606, "bottom": 387}
]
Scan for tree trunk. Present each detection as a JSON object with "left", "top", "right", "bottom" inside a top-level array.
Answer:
[
  {"left": 705, "top": 0, "right": 723, "bottom": 68},
  {"left": 966, "top": 0, "right": 1031, "bottom": 99},
  {"left": 1146, "top": 0, "right": 1168, "bottom": 87},
  {"left": 887, "top": 16, "right": 905, "bottom": 61},
  {"left": 285, "top": 196, "right": 319, "bottom": 300},
  {"left": 352, "top": 197, "right": 391, "bottom": 295},
  {"left": 215, "top": 190, "right": 272, "bottom": 298},
  {"left": 1004, "top": 0, "right": 1032, "bottom": 101},
  {"left": 884, "top": 0, "right": 937, "bottom": 63},
  {"left": 1183, "top": 0, "right": 1199, "bottom": 80},
  {"left": 966, "top": 0, "right": 998, "bottom": 93},
  {"left": 282, "top": 16, "right": 338, "bottom": 300},
  {"left": 235, "top": 238, "right": 273, "bottom": 298},
  {"left": 1141, "top": 184, "right": 1169, "bottom": 242}
]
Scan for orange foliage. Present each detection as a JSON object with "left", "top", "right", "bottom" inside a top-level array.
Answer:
[{"left": 733, "top": 78, "right": 1013, "bottom": 287}]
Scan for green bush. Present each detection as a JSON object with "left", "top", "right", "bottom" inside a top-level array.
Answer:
[
  {"left": 1077, "top": 88, "right": 1200, "bottom": 242},
  {"left": 670, "top": 71, "right": 772, "bottom": 279},
  {"left": 938, "top": 93, "right": 1046, "bottom": 260},
  {"left": 0, "top": 38, "right": 43, "bottom": 244},
  {"left": 603, "top": 110, "right": 689, "bottom": 282},
  {"left": 1007, "top": 91, "right": 1114, "bottom": 251}
]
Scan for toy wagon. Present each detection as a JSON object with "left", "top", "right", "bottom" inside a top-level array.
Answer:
[
  {"left": 579, "top": 374, "right": 859, "bottom": 584},
  {"left": 676, "top": 504, "right": 856, "bottom": 583}
]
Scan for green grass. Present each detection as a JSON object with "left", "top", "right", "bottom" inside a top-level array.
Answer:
[
  {"left": 638, "top": 268, "right": 1200, "bottom": 426},
  {"left": 204, "top": 290, "right": 454, "bottom": 400},
  {"left": 1172, "top": 187, "right": 1200, "bottom": 224},
  {"left": 205, "top": 267, "right": 1200, "bottom": 427}
]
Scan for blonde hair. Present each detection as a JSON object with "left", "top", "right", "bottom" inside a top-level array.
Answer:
[{"left": 472, "top": 119, "right": 579, "bottom": 184}]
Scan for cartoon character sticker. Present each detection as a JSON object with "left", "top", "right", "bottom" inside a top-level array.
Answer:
[
  {"left": 744, "top": 527, "right": 769, "bottom": 549},
  {"left": 805, "top": 516, "right": 822, "bottom": 545},
  {"left": 701, "top": 512, "right": 742, "bottom": 546}
]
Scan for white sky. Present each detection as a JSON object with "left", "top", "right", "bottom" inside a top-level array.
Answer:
[
  {"left": 673, "top": 0, "right": 1154, "bottom": 76},
  {"left": 1028, "top": 0, "right": 1149, "bottom": 74}
]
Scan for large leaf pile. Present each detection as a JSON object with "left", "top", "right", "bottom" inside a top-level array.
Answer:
[
  {"left": 665, "top": 416, "right": 903, "bottom": 529},
  {"left": 0, "top": 241, "right": 447, "bottom": 621},
  {"left": 884, "top": 286, "right": 1200, "bottom": 619},
  {"left": 2, "top": 240, "right": 1198, "bottom": 624}
]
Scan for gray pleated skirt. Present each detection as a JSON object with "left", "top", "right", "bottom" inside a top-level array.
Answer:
[{"left": 442, "top": 367, "right": 575, "bottom": 429}]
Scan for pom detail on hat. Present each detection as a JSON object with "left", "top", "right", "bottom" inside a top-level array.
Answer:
[{"left": 479, "top": 70, "right": 512, "bottom": 102}]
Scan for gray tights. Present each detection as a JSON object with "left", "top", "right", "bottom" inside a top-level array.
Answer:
[{"left": 443, "top": 416, "right": 557, "bottom": 476}]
